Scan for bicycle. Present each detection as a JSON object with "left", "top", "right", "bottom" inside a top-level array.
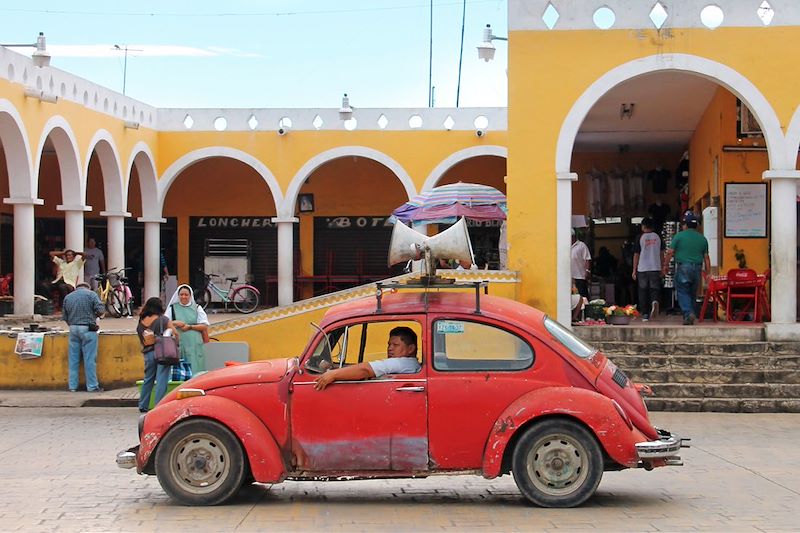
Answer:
[
  {"left": 195, "top": 271, "right": 260, "bottom": 313},
  {"left": 94, "top": 267, "right": 134, "bottom": 318}
]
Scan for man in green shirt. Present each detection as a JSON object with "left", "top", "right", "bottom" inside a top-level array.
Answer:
[{"left": 662, "top": 211, "right": 710, "bottom": 325}]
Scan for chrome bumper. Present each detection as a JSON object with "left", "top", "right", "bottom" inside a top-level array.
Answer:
[
  {"left": 116, "top": 446, "right": 139, "bottom": 469},
  {"left": 635, "top": 427, "right": 690, "bottom": 464}
]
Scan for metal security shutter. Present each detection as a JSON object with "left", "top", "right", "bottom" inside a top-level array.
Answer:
[{"left": 313, "top": 216, "right": 394, "bottom": 278}]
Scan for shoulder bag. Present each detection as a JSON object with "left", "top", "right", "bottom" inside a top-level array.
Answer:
[{"left": 153, "top": 315, "right": 180, "bottom": 366}]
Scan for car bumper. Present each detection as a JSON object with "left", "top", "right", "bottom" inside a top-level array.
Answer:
[
  {"left": 635, "top": 427, "right": 690, "bottom": 465},
  {"left": 116, "top": 445, "right": 139, "bottom": 469}
]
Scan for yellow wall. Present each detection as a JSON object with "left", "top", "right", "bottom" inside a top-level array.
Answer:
[{"left": 508, "top": 26, "right": 800, "bottom": 313}]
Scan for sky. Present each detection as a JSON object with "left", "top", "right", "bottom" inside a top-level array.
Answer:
[{"left": 1, "top": 0, "right": 508, "bottom": 109}]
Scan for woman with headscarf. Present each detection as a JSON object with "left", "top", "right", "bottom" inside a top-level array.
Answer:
[{"left": 165, "top": 284, "right": 209, "bottom": 373}]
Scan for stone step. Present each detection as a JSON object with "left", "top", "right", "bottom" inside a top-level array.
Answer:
[
  {"left": 593, "top": 341, "right": 800, "bottom": 356},
  {"left": 576, "top": 325, "right": 765, "bottom": 343},
  {"left": 608, "top": 354, "right": 800, "bottom": 370},
  {"left": 645, "top": 397, "right": 800, "bottom": 413},
  {"left": 646, "top": 382, "right": 800, "bottom": 398},
  {"left": 621, "top": 368, "right": 800, "bottom": 385}
]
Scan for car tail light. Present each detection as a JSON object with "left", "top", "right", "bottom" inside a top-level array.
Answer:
[{"left": 612, "top": 399, "right": 633, "bottom": 429}]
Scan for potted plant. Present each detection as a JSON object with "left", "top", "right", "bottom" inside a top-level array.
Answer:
[{"left": 603, "top": 304, "right": 640, "bottom": 325}]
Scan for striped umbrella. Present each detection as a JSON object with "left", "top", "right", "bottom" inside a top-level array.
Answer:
[{"left": 392, "top": 182, "right": 507, "bottom": 225}]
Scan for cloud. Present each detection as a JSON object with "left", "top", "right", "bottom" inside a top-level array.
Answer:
[{"left": 45, "top": 44, "right": 255, "bottom": 58}]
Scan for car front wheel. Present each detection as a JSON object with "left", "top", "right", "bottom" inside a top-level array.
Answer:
[
  {"left": 154, "top": 419, "right": 246, "bottom": 506},
  {"left": 512, "top": 418, "right": 603, "bottom": 508}
]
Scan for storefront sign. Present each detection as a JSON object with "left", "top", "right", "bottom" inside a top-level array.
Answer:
[
  {"left": 193, "top": 217, "right": 276, "bottom": 229},
  {"left": 324, "top": 216, "right": 392, "bottom": 229}
]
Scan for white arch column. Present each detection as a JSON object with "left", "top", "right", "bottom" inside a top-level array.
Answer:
[
  {"left": 139, "top": 217, "right": 166, "bottom": 301},
  {"left": 557, "top": 172, "right": 578, "bottom": 326},
  {"left": 101, "top": 211, "right": 129, "bottom": 271},
  {"left": 4, "top": 197, "right": 43, "bottom": 315},
  {"left": 273, "top": 217, "right": 298, "bottom": 306},
  {"left": 764, "top": 171, "right": 800, "bottom": 338},
  {"left": 58, "top": 204, "right": 91, "bottom": 255}
]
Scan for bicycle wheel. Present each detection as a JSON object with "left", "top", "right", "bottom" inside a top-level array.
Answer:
[
  {"left": 115, "top": 286, "right": 131, "bottom": 316},
  {"left": 105, "top": 290, "right": 123, "bottom": 318},
  {"left": 195, "top": 288, "right": 212, "bottom": 310},
  {"left": 232, "top": 287, "right": 259, "bottom": 313}
]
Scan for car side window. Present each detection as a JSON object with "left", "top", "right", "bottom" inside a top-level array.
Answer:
[{"left": 432, "top": 319, "right": 534, "bottom": 371}]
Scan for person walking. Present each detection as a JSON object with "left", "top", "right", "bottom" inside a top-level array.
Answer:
[
  {"left": 136, "top": 297, "right": 178, "bottom": 412},
  {"left": 663, "top": 211, "right": 710, "bottom": 325},
  {"left": 166, "top": 284, "right": 209, "bottom": 373},
  {"left": 632, "top": 217, "right": 664, "bottom": 321},
  {"left": 61, "top": 282, "right": 105, "bottom": 392},
  {"left": 570, "top": 229, "right": 592, "bottom": 300}
]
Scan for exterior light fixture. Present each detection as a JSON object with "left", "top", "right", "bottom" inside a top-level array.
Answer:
[
  {"left": 123, "top": 120, "right": 140, "bottom": 130},
  {"left": 620, "top": 103, "right": 635, "bottom": 119},
  {"left": 477, "top": 24, "right": 507, "bottom": 62},
  {"left": 23, "top": 87, "right": 58, "bottom": 103},
  {"left": 1, "top": 32, "right": 51, "bottom": 68},
  {"left": 339, "top": 93, "right": 353, "bottom": 120}
]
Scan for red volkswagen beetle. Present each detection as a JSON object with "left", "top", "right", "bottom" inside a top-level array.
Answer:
[{"left": 117, "top": 286, "right": 686, "bottom": 508}]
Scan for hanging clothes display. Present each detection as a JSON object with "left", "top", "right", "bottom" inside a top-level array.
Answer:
[{"left": 629, "top": 165, "right": 645, "bottom": 212}]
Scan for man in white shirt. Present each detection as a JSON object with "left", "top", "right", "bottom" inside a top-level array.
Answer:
[
  {"left": 314, "top": 327, "right": 420, "bottom": 390},
  {"left": 632, "top": 217, "right": 664, "bottom": 321},
  {"left": 570, "top": 230, "right": 592, "bottom": 299},
  {"left": 83, "top": 238, "right": 106, "bottom": 290}
]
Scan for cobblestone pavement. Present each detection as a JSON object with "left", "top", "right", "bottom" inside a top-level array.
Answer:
[{"left": 0, "top": 409, "right": 797, "bottom": 532}]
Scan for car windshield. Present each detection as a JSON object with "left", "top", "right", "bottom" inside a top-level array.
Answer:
[{"left": 543, "top": 316, "right": 597, "bottom": 359}]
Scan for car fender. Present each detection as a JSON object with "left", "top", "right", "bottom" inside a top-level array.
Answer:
[
  {"left": 481, "top": 386, "right": 645, "bottom": 478},
  {"left": 139, "top": 394, "right": 286, "bottom": 483}
]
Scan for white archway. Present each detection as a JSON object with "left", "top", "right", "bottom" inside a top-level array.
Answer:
[
  {"left": 422, "top": 145, "right": 508, "bottom": 192},
  {"left": 783, "top": 106, "right": 800, "bottom": 163},
  {"left": 158, "top": 147, "right": 282, "bottom": 213},
  {"left": 553, "top": 53, "right": 786, "bottom": 325},
  {"left": 282, "top": 146, "right": 415, "bottom": 217},
  {"left": 85, "top": 129, "right": 124, "bottom": 213},
  {"left": 35, "top": 116, "right": 82, "bottom": 206},
  {"left": 0, "top": 99, "right": 33, "bottom": 199},
  {"left": 125, "top": 142, "right": 159, "bottom": 219}
]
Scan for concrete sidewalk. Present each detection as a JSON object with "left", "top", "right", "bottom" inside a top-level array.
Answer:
[{"left": 0, "top": 386, "right": 140, "bottom": 408}]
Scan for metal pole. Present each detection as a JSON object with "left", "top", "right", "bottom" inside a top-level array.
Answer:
[
  {"left": 428, "top": 0, "right": 433, "bottom": 107},
  {"left": 456, "top": 0, "right": 466, "bottom": 107},
  {"left": 122, "top": 46, "right": 128, "bottom": 95}
]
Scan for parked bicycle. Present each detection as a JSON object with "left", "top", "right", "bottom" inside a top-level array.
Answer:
[
  {"left": 195, "top": 271, "right": 260, "bottom": 313},
  {"left": 94, "top": 267, "right": 134, "bottom": 318}
]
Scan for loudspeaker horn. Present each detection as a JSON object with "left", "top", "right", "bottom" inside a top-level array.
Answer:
[{"left": 388, "top": 218, "right": 474, "bottom": 276}]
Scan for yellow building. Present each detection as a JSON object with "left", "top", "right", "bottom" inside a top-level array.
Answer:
[{"left": 1, "top": 0, "right": 799, "bottom": 343}]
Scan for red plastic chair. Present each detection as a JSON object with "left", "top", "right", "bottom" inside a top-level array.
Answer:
[
  {"left": 725, "top": 268, "right": 760, "bottom": 322},
  {"left": 758, "top": 269, "right": 771, "bottom": 321},
  {"left": 699, "top": 271, "right": 727, "bottom": 322}
]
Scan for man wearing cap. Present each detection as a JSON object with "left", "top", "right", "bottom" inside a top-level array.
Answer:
[
  {"left": 662, "top": 211, "right": 710, "bottom": 325},
  {"left": 62, "top": 282, "right": 105, "bottom": 392}
]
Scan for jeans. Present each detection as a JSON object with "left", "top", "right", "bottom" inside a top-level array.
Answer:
[
  {"left": 139, "top": 350, "right": 171, "bottom": 412},
  {"left": 68, "top": 325, "right": 99, "bottom": 391},
  {"left": 675, "top": 263, "right": 702, "bottom": 320},
  {"left": 637, "top": 271, "right": 662, "bottom": 316}
]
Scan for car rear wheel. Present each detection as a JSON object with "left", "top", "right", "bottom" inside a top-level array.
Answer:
[
  {"left": 512, "top": 419, "right": 603, "bottom": 508},
  {"left": 154, "top": 419, "right": 246, "bottom": 506}
]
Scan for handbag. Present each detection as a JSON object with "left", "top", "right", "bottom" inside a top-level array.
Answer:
[
  {"left": 170, "top": 358, "right": 193, "bottom": 382},
  {"left": 153, "top": 316, "right": 180, "bottom": 366}
]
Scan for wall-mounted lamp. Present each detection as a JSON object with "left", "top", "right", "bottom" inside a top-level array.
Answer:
[
  {"left": 477, "top": 24, "right": 507, "bottom": 62},
  {"left": 24, "top": 87, "right": 58, "bottom": 103},
  {"left": 123, "top": 120, "right": 140, "bottom": 130},
  {"left": 339, "top": 93, "right": 353, "bottom": 120},
  {"left": 620, "top": 103, "right": 635, "bottom": 119},
  {"left": 1, "top": 32, "right": 51, "bottom": 68}
]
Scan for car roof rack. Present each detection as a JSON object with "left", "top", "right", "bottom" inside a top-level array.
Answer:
[{"left": 375, "top": 276, "right": 489, "bottom": 315}]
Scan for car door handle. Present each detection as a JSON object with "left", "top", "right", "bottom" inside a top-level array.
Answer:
[{"left": 395, "top": 386, "right": 425, "bottom": 392}]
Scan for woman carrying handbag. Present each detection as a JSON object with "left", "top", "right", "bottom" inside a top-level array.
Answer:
[{"left": 137, "top": 297, "right": 179, "bottom": 413}]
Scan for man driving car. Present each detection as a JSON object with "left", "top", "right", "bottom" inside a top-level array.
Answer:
[{"left": 313, "top": 326, "right": 420, "bottom": 391}]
